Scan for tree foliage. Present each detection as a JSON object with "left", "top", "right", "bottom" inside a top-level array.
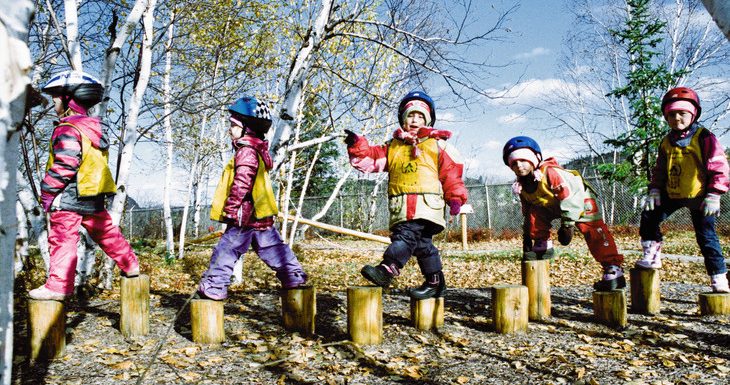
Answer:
[{"left": 598, "top": 0, "right": 682, "bottom": 191}]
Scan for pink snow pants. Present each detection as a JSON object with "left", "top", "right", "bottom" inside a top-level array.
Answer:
[{"left": 45, "top": 210, "right": 139, "bottom": 295}]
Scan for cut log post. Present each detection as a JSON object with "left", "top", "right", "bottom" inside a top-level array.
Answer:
[
  {"left": 347, "top": 286, "right": 382, "bottom": 345},
  {"left": 491, "top": 284, "right": 529, "bottom": 334},
  {"left": 593, "top": 290, "right": 627, "bottom": 328},
  {"left": 699, "top": 292, "right": 730, "bottom": 315},
  {"left": 120, "top": 275, "right": 150, "bottom": 337},
  {"left": 410, "top": 297, "right": 444, "bottom": 331},
  {"left": 28, "top": 299, "right": 66, "bottom": 361},
  {"left": 281, "top": 286, "right": 316, "bottom": 336},
  {"left": 521, "top": 260, "right": 551, "bottom": 320},
  {"left": 629, "top": 268, "right": 660, "bottom": 314},
  {"left": 190, "top": 299, "right": 225, "bottom": 344},
  {"left": 460, "top": 214, "right": 468, "bottom": 251}
]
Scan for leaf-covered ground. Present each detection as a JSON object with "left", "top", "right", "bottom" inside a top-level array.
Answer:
[{"left": 11, "top": 231, "right": 730, "bottom": 384}]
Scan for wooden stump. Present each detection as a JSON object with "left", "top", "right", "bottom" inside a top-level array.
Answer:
[
  {"left": 281, "top": 286, "right": 316, "bottom": 336},
  {"left": 190, "top": 299, "right": 225, "bottom": 344},
  {"left": 521, "top": 260, "right": 551, "bottom": 320},
  {"left": 491, "top": 284, "right": 529, "bottom": 334},
  {"left": 28, "top": 299, "right": 66, "bottom": 361},
  {"left": 410, "top": 297, "right": 444, "bottom": 331},
  {"left": 593, "top": 290, "right": 627, "bottom": 328},
  {"left": 629, "top": 268, "right": 660, "bottom": 314},
  {"left": 699, "top": 292, "right": 730, "bottom": 315},
  {"left": 120, "top": 275, "right": 150, "bottom": 337},
  {"left": 347, "top": 286, "right": 382, "bottom": 345}
]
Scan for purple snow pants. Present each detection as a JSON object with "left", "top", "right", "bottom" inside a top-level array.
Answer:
[{"left": 198, "top": 225, "right": 307, "bottom": 300}]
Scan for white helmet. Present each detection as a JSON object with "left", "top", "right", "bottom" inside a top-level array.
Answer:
[{"left": 42, "top": 70, "right": 104, "bottom": 108}]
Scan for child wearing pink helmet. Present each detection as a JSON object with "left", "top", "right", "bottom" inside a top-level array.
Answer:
[{"left": 637, "top": 87, "right": 730, "bottom": 292}]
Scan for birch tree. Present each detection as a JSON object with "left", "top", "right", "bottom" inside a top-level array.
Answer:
[
  {"left": 162, "top": 7, "right": 175, "bottom": 259},
  {"left": 100, "top": 0, "right": 158, "bottom": 289},
  {"left": 702, "top": 0, "right": 730, "bottom": 40},
  {"left": 0, "top": 1, "right": 34, "bottom": 382}
]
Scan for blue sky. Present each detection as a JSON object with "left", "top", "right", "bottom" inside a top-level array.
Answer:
[{"left": 125, "top": 0, "right": 729, "bottom": 205}]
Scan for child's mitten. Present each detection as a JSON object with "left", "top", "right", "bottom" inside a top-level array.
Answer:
[{"left": 702, "top": 193, "right": 721, "bottom": 216}]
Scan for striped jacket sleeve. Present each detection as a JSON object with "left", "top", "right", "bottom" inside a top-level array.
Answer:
[{"left": 41, "top": 125, "right": 82, "bottom": 195}]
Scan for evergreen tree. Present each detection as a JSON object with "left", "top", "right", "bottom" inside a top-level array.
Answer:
[{"left": 597, "top": 0, "right": 683, "bottom": 192}]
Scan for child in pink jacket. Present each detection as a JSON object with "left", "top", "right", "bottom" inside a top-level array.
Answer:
[
  {"left": 637, "top": 87, "right": 730, "bottom": 292},
  {"left": 196, "top": 96, "right": 307, "bottom": 300},
  {"left": 29, "top": 71, "right": 139, "bottom": 301}
]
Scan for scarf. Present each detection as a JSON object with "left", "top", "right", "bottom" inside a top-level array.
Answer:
[{"left": 392, "top": 127, "right": 452, "bottom": 158}]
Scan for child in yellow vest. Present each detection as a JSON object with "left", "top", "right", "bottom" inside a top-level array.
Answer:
[
  {"left": 344, "top": 91, "right": 468, "bottom": 299},
  {"left": 29, "top": 70, "right": 139, "bottom": 301},
  {"left": 197, "top": 96, "right": 307, "bottom": 300},
  {"left": 638, "top": 87, "right": 730, "bottom": 292},
  {"left": 503, "top": 136, "right": 626, "bottom": 291}
]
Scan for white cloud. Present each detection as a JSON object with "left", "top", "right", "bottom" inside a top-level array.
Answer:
[
  {"left": 515, "top": 47, "right": 551, "bottom": 59},
  {"left": 483, "top": 140, "right": 503, "bottom": 150},
  {"left": 484, "top": 78, "right": 586, "bottom": 106},
  {"left": 496, "top": 113, "right": 527, "bottom": 125}
]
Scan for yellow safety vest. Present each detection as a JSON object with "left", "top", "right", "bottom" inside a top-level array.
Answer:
[
  {"left": 46, "top": 123, "right": 117, "bottom": 197},
  {"left": 662, "top": 127, "right": 706, "bottom": 199},
  {"left": 210, "top": 155, "right": 278, "bottom": 222},
  {"left": 387, "top": 139, "right": 442, "bottom": 196}
]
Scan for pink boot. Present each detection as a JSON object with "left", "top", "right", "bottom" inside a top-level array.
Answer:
[{"left": 636, "top": 240, "right": 662, "bottom": 269}]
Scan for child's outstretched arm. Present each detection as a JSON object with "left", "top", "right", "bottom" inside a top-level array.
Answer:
[{"left": 344, "top": 130, "right": 389, "bottom": 173}]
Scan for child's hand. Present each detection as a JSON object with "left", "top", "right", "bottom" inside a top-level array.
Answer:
[
  {"left": 642, "top": 189, "right": 661, "bottom": 211},
  {"left": 449, "top": 200, "right": 462, "bottom": 216},
  {"left": 343, "top": 129, "right": 359, "bottom": 147},
  {"left": 40, "top": 191, "right": 55, "bottom": 212},
  {"left": 702, "top": 193, "right": 721, "bottom": 216},
  {"left": 557, "top": 223, "right": 574, "bottom": 246}
]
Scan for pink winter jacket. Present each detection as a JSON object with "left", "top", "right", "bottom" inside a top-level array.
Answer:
[
  {"left": 649, "top": 124, "right": 730, "bottom": 196},
  {"left": 223, "top": 135, "right": 275, "bottom": 229}
]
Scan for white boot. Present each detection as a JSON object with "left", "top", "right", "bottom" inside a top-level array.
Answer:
[
  {"left": 710, "top": 273, "right": 730, "bottom": 293},
  {"left": 28, "top": 285, "right": 67, "bottom": 301},
  {"left": 636, "top": 240, "right": 662, "bottom": 269}
]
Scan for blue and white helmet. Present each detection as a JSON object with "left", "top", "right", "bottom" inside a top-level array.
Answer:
[
  {"left": 228, "top": 96, "right": 272, "bottom": 134},
  {"left": 42, "top": 70, "right": 104, "bottom": 108}
]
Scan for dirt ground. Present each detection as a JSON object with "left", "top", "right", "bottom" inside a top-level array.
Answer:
[{"left": 11, "top": 234, "right": 730, "bottom": 385}]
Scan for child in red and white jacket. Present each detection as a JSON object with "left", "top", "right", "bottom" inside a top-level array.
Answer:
[
  {"left": 638, "top": 87, "right": 730, "bottom": 292},
  {"left": 29, "top": 71, "right": 139, "bottom": 301},
  {"left": 344, "top": 91, "right": 468, "bottom": 299},
  {"left": 503, "top": 136, "right": 625, "bottom": 291}
]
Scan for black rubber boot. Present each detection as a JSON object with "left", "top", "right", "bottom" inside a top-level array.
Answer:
[
  {"left": 522, "top": 247, "right": 555, "bottom": 261},
  {"left": 592, "top": 265, "right": 626, "bottom": 291},
  {"left": 361, "top": 264, "right": 396, "bottom": 288},
  {"left": 409, "top": 271, "right": 446, "bottom": 299}
]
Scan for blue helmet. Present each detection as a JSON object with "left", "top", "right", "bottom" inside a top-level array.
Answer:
[
  {"left": 502, "top": 136, "right": 542, "bottom": 165},
  {"left": 398, "top": 91, "right": 436, "bottom": 127},
  {"left": 228, "top": 96, "right": 272, "bottom": 134}
]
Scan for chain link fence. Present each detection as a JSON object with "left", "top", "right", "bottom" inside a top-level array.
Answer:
[{"left": 120, "top": 179, "right": 730, "bottom": 240}]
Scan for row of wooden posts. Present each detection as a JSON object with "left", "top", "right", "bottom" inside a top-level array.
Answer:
[{"left": 27, "top": 260, "right": 730, "bottom": 361}]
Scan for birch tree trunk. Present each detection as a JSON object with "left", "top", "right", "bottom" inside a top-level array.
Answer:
[
  {"left": 16, "top": 172, "right": 50, "bottom": 272},
  {"left": 100, "top": 0, "right": 157, "bottom": 289},
  {"left": 702, "top": 0, "right": 730, "bottom": 40},
  {"left": 63, "top": 0, "right": 82, "bottom": 70},
  {"left": 162, "top": 8, "right": 175, "bottom": 259},
  {"left": 270, "top": 0, "right": 334, "bottom": 170},
  {"left": 97, "top": 0, "right": 149, "bottom": 117},
  {"left": 289, "top": 142, "right": 322, "bottom": 244},
  {"left": 0, "top": 1, "right": 34, "bottom": 382}
]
